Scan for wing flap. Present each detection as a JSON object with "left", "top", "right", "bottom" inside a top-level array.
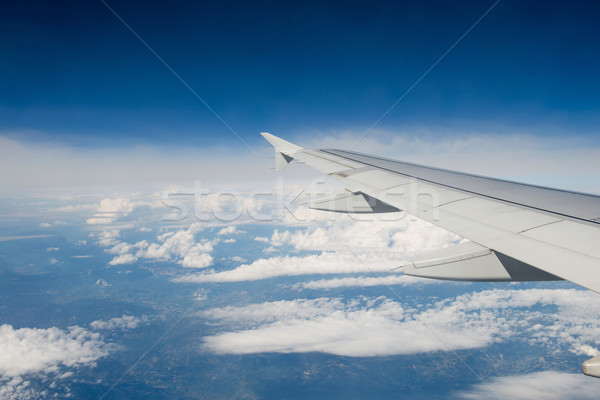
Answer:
[{"left": 403, "top": 241, "right": 562, "bottom": 282}]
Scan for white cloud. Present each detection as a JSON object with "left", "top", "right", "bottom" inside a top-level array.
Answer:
[
  {"left": 267, "top": 216, "right": 460, "bottom": 254},
  {"left": 175, "top": 251, "right": 396, "bottom": 283},
  {"left": 135, "top": 224, "right": 215, "bottom": 269},
  {"left": 39, "top": 223, "right": 51, "bottom": 228},
  {"left": 200, "top": 289, "right": 600, "bottom": 358},
  {"left": 95, "top": 279, "right": 111, "bottom": 287},
  {"left": 180, "top": 252, "right": 213, "bottom": 269},
  {"left": 194, "top": 289, "right": 208, "bottom": 302},
  {"left": 46, "top": 247, "right": 59, "bottom": 252},
  {"left": 217, "top": 226, "right": 245, "bottom": 235},
  {"left": 93, "top": 224, "right": 216, "bottom": 270},
  {"left": 222, "top": 238, "right": 236, "bottom": 243},
  {"left": 0, "top": 376, "right": 39, "bottom": 400},
  {"left": 97, "top": 198, "right": 135, "bottom": 214},
  {"left": 456, "top": 371, "right": 600, "bottom": 400},
  {"left": 53, "top": 203, "right": 97, "bottom": 213},
  {"left": 90, "top": 315, "right": 146, "bottom": 330},
  {"left": 293, "top": 274, "right": 438, "bottom": 290},
  {"left": 86, "top": 196, "right": 161, "bottom": 226},
  {"left": 91, "top": 230, "right": 120, "bottom": 247},
  {"left": 0, "top": 324, "right": 110, "bottom": 378},
  {"left": 48, "top": 258, "right": 58, "bottom": 265},
  {"left": 71, "top": 255, "right": 92, "bottom": 259},
  {"left": 0, "top": 235, "right": 53, "bottom": 243},
  {"left": 86, "top": 217, "right": 114, "bottom": 225},
  {"left": 105, "top": 242, "right": 133, "bottom": 255},
  {"left": 86, "top": 198, "right": 136, "bottom": 225},
  {"left": 108, "top": 254, "right": 138, "bottom": 266}
]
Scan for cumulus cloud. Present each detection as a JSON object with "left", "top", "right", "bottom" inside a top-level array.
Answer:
[
  {"left": 217, "top": 226, "right": 245, "bottom": 235},
  {"left": 108, "top": 253, "right": 138, "bottom": 266},
  {"left": 90, "top": 315, "right": 146, "bottom": 330},
  {"left": 135, "top": 224, "right": 215, "bottom": 269},
  {"left": 105, "top": 242, "right": 134, "bottom": 255},
  {"left": 94, "top": 224, "right": 216, "bottom": 270},
  {"left": 180, "top": 252, "right": 214, "bottom": 269},
  {"left": 0, "top": 376, "right": 39, "bottom": 400},
  {"left": 194, "top": 289, "right": 208, "bottom": 302},
  {"left": 95, "top": 279, "right": 111, "bottom": 287},
  {"left": 91, "top": 230, "right": 120, "bottom": 247},
  {"left": 86, "top": 197, "right": 159, "bottom": 225},
  {"left": 200, "top": 289, "right": 600, "bottom": 358},
  {"left": 455, "top": 371, "right": 600, "bottom": 400},
  {"left": 0, "top": 324, "right": 111, "bottom": 378},
  {"left": 86, "top": 198, "right": 135, "bottom": 225}
]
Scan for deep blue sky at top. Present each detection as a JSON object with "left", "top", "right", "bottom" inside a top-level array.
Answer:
[{"left": 1, "top": 0, "right": 599, "bottom": 148}]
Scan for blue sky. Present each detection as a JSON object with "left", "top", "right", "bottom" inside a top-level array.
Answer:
[{"left": 2, "top": 0, "right": 600, "bottom": 150}]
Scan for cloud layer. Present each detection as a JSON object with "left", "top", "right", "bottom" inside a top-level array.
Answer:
[
  {"left": 3, "top": 132, "right": 600, "bottom": 194},
  {"left": 176, "top": 217, "right": 459, "bottom": 283},
  {"left": 200, "top": 289, "right": 600, "bottom": 358}
]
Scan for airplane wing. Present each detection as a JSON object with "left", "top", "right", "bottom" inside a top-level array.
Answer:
[{"left": 261, "top": 132, "right": 600, "bottom": 376}]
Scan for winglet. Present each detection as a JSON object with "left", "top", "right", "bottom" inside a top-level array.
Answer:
[{"left": 260, "top": 132, "right": 303, "bottom": 170}]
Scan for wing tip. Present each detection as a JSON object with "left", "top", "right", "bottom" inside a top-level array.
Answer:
[{"left": 259, "top": 132, "right": 303, "bottom": 154}]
